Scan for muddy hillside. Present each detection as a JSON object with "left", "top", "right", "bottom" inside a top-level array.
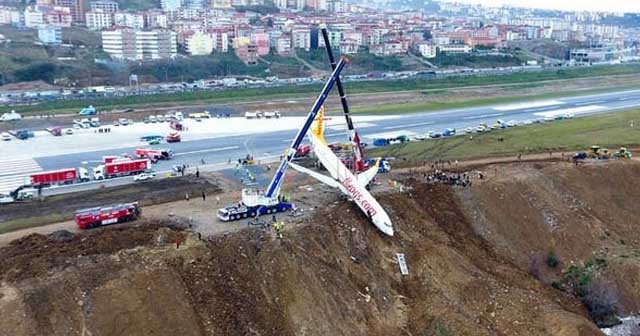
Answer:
[{"left": 2, "top": 159, "right": 640, "bottom": 335}]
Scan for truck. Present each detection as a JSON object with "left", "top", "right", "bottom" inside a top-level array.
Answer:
[
  {"left": 263, "top": 111, "right": 281, "bottom": 119},
  {"left": 10, "top": 129, "right": 34, "bottom": 140},
  {"left": 30, "top": 167, "right": 90, "bottom": 186},
  {"left": 296, "top": 144, "right": 311, "bottom": 157},
  {"left": 134, "top": 148, "right": 173, "bottom": 163},
  {"left": 45, "top": 126, "right": 62, "bottom": 136},
  {"left": 364, "top": 158, "right": 391, "bottom": 173},
  {"left": 169, "top": 121, "right": 183, "bottom": 131},
  {"left": 166, "top": 132, "right": 181, "bottom": 143},
  {"left": 217, "top": 190, "right": 293, "bottom": 221},
  {"left": 0, "top": 110, "right": 22, "bottom": 121},
  {"left": 218, "top": 56, "right": 349, "bottom": 222},
  {"left": 245, "top": 111, "right": 261, "bottom": 119},
  {"left": 442, "top": 128, "right": 456, "bottom": 137},
  {"left": 93, "top": 159, "right": 151, "bottom": 179},
  {"left": 373, "top": 138, "right": 389, "bottom": 147},
  {"left": 74, "top": 202, "right": 141, "bottom": 230}
]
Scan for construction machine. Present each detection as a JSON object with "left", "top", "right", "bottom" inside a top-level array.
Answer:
[
  {"left": 217, "top": 56, "right": 349, "bottom": 221},
  {"left": 613, "top": 147, "right": 632, "bottom": 159},
  {"left": 588, "top": 145, "right": 610, "bottom": 159}
]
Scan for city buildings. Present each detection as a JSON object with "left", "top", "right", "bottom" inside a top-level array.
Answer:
[
  {"left": 186, "top": 31, "right": 214, "bottom": 55},
  {"left": 0, "top": 0, "right": 638, "bottom": 69},
  {"left": 53, "top": 0, "right": 85, "bottom": 23},
  {"left": 85, "top": 10, "right": 112, "bottom": 30},
  {"left": 90, "top": 0, "right": 118, "bottom": 13},
  {"left": 102, "top": 29, "right": 177, "bottom": 60},
  {"left": 38, "top": 25, "right": 62, "bottom": 44}
]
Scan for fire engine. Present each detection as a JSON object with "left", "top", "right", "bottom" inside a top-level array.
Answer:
[{"left": 74, "top": 202, "right": 141, "bottom": 230}]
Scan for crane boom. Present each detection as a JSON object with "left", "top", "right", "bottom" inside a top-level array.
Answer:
[
  {"left": 264, "top": 56, "right": 349, "bottom": 198},
  {"left": 320, "top": 26, "right": 354, "bottom": 133},
  {"left": 320, "top": 26, "right": 366, "bottom": 172}
]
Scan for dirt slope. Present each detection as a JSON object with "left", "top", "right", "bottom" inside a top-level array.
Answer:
[
  {"left": 0, "top": 173, "right": 603, "bottom": 336},
  {"left": 456, "top": 159, "right": 640, "bottom": 321}
]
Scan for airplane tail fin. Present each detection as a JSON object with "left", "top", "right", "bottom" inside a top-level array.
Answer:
[{"left": 311, "top": 106, "right": 327, "bottom": 145}]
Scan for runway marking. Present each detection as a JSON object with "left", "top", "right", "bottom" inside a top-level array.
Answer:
[
  {"left": 463, "top": 113, "right": 504, "bottom": 120},
  {"left": 524, "top": 106, "right": 557, "bottom": 112},
  {"left": 173, "top": 146, "right": 240, "bottom": 156},
  {"left": 575, "top": 100, "right": 604, "bottom": 106},
  {"left": 383, "top": 121, "right": 434, "bottom": 130},
  {"left": 612, "top": 103, "right": 640, "bottom": 110},
  {"left": 533, "top": 105, "right": 605, "bottom": 118},
  {"left": 0, "top": 174, "right": 30, "bottom": 194},
  {"left": 493, "top": 100, "right": 564, "bottom": 111},
  {"left": 0, "top": 158, "right": 42, "bottom": 177},
  {"left": 327, "top": 122, "right": 376, "bottom": 130}
]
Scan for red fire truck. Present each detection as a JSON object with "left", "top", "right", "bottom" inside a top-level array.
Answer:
[
  {"left": 30, "top": 167, "right": 90, "bottom": 186},
  {"left": 93, "top": 159, "right": 150, "bottom": 179},
  {"left": 74, "top": 202, "right": 141, "bottom": 230},
  {"left": 135, "top": 148, "right": 173, "bottom": 163}
]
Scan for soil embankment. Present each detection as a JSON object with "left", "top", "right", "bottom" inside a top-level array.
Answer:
[{"left": 1, "top": 159, "right": 639, "bottom": 335}]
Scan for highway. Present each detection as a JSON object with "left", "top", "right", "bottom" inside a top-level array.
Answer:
[{"left": 1, "top": 88, "right": 640, "bottom": 195}]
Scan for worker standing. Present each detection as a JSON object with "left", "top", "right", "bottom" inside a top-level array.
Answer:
[
  {"left": 274, "top": 221, "right": 284, "bottom": 239},
  {"left": 185, "top": 192, "right": 190, "bottom": 201},
  {"left": 202, "top": 191, "right": 206, "bottom": 201}
]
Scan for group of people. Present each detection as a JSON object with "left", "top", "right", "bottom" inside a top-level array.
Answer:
[{"left": 424, "top": 170, "right": 472, "bottom": 187}]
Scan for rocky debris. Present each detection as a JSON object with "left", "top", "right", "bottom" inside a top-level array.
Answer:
[{"left": 49, "top": 230, "right": 74, "bottom": 242}]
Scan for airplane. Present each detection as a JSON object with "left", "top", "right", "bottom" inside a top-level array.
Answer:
[{"left": 288, "top": 107, "right": 394, "bottom": 236}]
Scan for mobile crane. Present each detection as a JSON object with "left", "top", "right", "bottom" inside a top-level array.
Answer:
[{"left": 216, "top": 56, "right": 349, "bottom": 221}]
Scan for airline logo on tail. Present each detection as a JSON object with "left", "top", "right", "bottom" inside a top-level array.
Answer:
[{"left": 311, "top": 106, "right": 326, "bottom": 145}]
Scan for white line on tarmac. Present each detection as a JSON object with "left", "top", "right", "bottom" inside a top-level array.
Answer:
[
  {"left": 575, "top": 100, "right": 605, "bottom": 106},
  {"left": 463, "top": 113, "right": 504, "bottom": 120},
  {"left": 383, "top": 121, "right": 434, "bottom": 130},
  {"left": 173, "top": 146, "right": 240, "bottom": 156}
]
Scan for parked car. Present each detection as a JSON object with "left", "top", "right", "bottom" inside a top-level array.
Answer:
[
  {"left": 133, "top": 172, "right": 156, "bottom": 182},
  {"left": 156, "top": 115, "right": 165, "bottom": 122},
  {"left": 149, "top": 115, "right": 157, "bottom": 123},
  {"left": 118, "top": 118, "right": 129, "bottom": 126},
  {"left": 65, "top": 128, "right": 74, "bottom": 135},
  {"left": 1, "top": 132, "right": 11, "bottom": 141},
  {"left": 0, "top": 110, "right": 22, "bottom": 121},
  {"left": 140, "top": 135, "right": 163, "bottom": 142}
]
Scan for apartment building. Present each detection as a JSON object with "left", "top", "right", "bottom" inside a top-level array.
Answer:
[
  {"left": 102, "top": 29, "right": 177, "bottom": 60},
  {"left": 85, "top": 10, "right": 112, "bottom": 29},
  {"left": 114, "top": 12, "right": 144, "bottom": 29},
  {"left": 90, "top": 0, "right": 118, "bottom": 13},
  {"left": 53, "top": 0, "right": 84, "bottom": 23},
  {"left": 186, "top": 32, "right": 213, "bottom": 55},
  {"left": 38, "top": 25, "right": 62, "bottom": 44}
]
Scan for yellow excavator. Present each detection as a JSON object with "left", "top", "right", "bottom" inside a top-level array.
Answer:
[{"left": 588, "top": 145, "right": 610, "bottom": 159}]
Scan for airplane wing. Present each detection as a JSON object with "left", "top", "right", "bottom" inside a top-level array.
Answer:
[
  {"left": 288, "top": 161, "right": 347, "bottom": 194},
  {"left": 356, "top": 159, "right": 379, "bottom": 188}
]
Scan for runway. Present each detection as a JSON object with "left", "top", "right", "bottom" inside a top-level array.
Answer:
[{"left": 1, "top": 88, "right": 640, "bottom": 194}]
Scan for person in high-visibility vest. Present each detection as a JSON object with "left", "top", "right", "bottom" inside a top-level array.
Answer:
[{"left": 274, "top": 222, "right": 284, "bottom": 239}]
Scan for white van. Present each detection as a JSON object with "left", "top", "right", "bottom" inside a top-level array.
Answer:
[
  {"left": 1, "top": 132, "right": 11, "bottom": 141},
  {"left": 0, "top": 110, "right": 21, "bottom": 121}
]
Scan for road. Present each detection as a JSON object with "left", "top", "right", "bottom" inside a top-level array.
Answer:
[{"left": 1, "top": 88, "right": 640, "bottom": 195}]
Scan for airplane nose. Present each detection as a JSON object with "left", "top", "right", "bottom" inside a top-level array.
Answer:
[{"left": 383, "top": 222, "right": 394, "bottom": 236}]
